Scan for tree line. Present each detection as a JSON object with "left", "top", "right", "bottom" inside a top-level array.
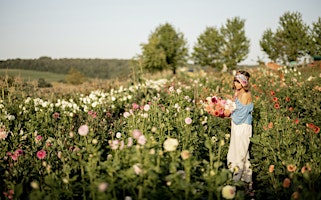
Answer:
[
  {"left": 0, "top": 57, "right": 131, "bottom": 80},
  {"left": 137, "top": 11, "right": 320, "bottom": 75}
]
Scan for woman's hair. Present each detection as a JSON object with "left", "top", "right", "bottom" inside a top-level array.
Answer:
[{"left": 232, "top": 70, "right": 251, "bottom": 91}]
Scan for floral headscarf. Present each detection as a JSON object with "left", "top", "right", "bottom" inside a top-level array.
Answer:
[{"left": 234, "top": 74, "right": 248, "bottom": 87}]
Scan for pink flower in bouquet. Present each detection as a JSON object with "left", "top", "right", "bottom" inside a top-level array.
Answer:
[{"left": 204, "top": 95, "right": 235, "bottom": 118}]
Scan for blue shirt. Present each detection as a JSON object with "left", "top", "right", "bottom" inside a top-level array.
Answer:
[{"left": 231, "top": 99, "right": 253, "bottom": 125}]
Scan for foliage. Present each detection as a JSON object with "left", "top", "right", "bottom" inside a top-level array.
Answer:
[
  {"left": 140, "top": 23, "right": 189, "bottom": 75},
  {"left": 37, "top": 78, "right": 52, "bottom": 88},
  {"left": 260, "top": 29, "right": 280, "bottom": 62},
  {"left": 260, "top": 11, "right": 313, "bottom": 64},
  {"left": 192, "top": 27, "right": 224, "bottom": 69},
  {"left": 0, "top": 58, "right": 130, "bottom": 80},
  {"left": 220, "top": 17, "right": 250, "bottom": 69},
  {"left": 310, "top": 17, "right": 321, "bottom": 56},
  {"left": 0, "top": 65, "right": 321, "bottom": 199},
  {"left": 64, "top": 67, "right": 87, "bottom": 85},
  {"left": 192, "top": 17, "right": 250, "bottom": 70}
]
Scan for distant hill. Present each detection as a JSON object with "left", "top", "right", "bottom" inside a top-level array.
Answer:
[
  {"left": 0, "top": 69, "right": 66, "bottom": 83},
  {"left": 0, "top": 57, "right": 131, "bottom": 80}
]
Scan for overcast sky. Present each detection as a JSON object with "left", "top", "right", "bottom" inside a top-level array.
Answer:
[{"left": 0, "top": 0, "right": 320, "bottom": 64}]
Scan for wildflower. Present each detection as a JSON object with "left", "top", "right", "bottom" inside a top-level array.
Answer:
[
  {"left": 69, "top": 131, "right": 74, "bottom": 137},
  {"left": 123, "top": 112, "right": 131, "bottom": 118},
  {"left": 163, "top": 138, "right": 179, "bottom": 152},
  {"left": 30, "top": 181, "right": 39, "bottom": 189},
  {"left": 57, "top": 151, "right": 62, "bottom": 159},
  {"left": 151, "top": 126, "right": 157, "bottom": 133},
  {"left": 137, "top": 135, "right": 147, "bottom": 145},
  {"left": 115, "top": 132, "right": 122, "bottom": 138},
  {"left": 274, "top": 103, "right": 280, "bottom": 109},
  {"left": 285, "top": 97, "right": 290, "bottom": 102},
  {"left": 62, "top": 177, "right": 69, "bottom": 184},
  {"left": 132, "top": 103, "right": 139, "bottom": 110},
  {"left": 52, "top": 112, "right": 60, "bottom": 119},
  {"left": 127, "top": 137, "right": 133, "bottom": 147},
  {"left": 35, "top": 135, "right": 43, "bottom": 142},
  {"left": 294, "top": 118, "right": 299, "bottom": 124},
  {"left": 36, "top": 150, "right": 46, "bottom": 160},
  {"left": 132, "top": 129, "right": 142, "bottom": 140},
  {"left": 287, "top": 164, "right": 297, "bottom": 172},
  {"left": 291, "top": 191, "right": 300, "bottom": 200},
  {"left": 211, "top": 136, "right": 218, "bottom": 143},
  {"left": 269, "top": 165, "right": 275, "bottom": 173},
  {"left": 289, "top": 107, "right": 293, "bottom": 112},
  {"left": 268, "top": 122, "right": 273, "bottom": 129},
  {"left": 92, "top": 139, "right": 98, "bottom": 144},
  {"left": 272, "top": 97, "right": 278, "bottom": 102},
  {"left": 222, "top": 185, "right": 236, "bottom": 199},
  {"left": 11, "top": 153, "right": 18, "bottom": 161},
  {"left": 306, "top": 123, "right": 320, "bottom": 133},
  {"left": 143, "top": 104, "right": 150, "bottom": 111},
  {"left": 0, "top": 128, "right": 8, "bottom": 140},
  {"left": 282, "top": 178, "right": 291, "bottom": 188},
  {"left": 181, "top": 150, "right": 190, "bottom": 160},
  {"left": 78, "top": 125, "right": 89, "bottom": 136},
  {"left": 15, "top": 149, "right": 23, "bottom": 156},
  {"left": 301, "top": 166, "right": 308, "bottom": 174},
  {"left": 185, "top": 117, "right": 192, "bottom": 125},
  {"left": 108, "top": 140, "right": 119, "bottom": 150},
  {"left": 270, "top": 90, "right": 275, "bottom": 96},
  {"left": 133, "top": 164, "right": 142, "bottom": 175},
  {"left": 98, "top": 182, "right": 108, "bottom": 192},
  {"left": 124, "top": 196, "right": 132, "bottom": 200}
]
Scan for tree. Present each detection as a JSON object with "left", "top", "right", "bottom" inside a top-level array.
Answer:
[
  {"left": 260, "top": 11, "right": 310, "bottom": 64},
  {"left": 220, "top": 17, "right": 250, "bottom": 69},
  {"left": 140, "top": 23, "right": 189, "bottom": 74},
  {"left": 260, "top": 29, "right": 281, "bottom": 62},
  {"left": 192, "top": 27, "right": 224, "bottom": 68},
  {"left": 310, "top": 17, "right": 321, "bottom": 56},
  {"left": 64, "top": 67, "right": 87, "bottom": 85}
]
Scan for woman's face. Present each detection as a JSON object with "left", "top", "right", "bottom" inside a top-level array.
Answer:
[{"left": 234, "top": 79, "right": 243, "bottom": 90}]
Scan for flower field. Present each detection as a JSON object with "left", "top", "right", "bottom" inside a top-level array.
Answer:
[{"left": 1, "top": 65, "right": 321, "bottom": 200}]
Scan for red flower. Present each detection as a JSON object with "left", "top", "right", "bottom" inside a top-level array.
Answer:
[
  {"left": 282, "top": 178, "right": 291, "bottom": 188},
  {"left": 52, "top": 112, "right": 60, "bottom": 119},
  {"left": 285, "top": 97, "right": 290, "bottom": 102},
  {"left": 294, "top": 118, "right": 299, "bottom": 124},
  {"left": 274, "top": 103, "right": 280, "bottom": 109},
  {"left": 270, "top": 91, "right": 275, "bottom": 96},
  {"left": 289, "top": 107, "right": 293, "bottom": 112},
  {"left": 272, "top": 97, "right": 278, "bottom": 102},
  {"left": 306, "top": 123, "right": 320, "bottom": 134}
]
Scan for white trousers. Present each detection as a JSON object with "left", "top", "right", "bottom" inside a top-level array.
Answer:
[{"left": 227, "top": 121, "right": 252, "bottom": 183}]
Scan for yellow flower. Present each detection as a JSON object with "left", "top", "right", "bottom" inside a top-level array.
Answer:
[{"left": 222, "top": 185, "right": 236, "bottom": 199}]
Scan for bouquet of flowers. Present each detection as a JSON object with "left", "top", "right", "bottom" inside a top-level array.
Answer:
[{"left": 202, "top": 95, "right": 236, "bottom": 118}]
